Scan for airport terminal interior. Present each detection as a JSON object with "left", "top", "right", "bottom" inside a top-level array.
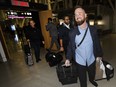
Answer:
[
  {"left": 0, "top": 34, "right": 116, "bottom": 87},
  {"left": 0, "top": 0, "right": 116, "bottom": 87}
]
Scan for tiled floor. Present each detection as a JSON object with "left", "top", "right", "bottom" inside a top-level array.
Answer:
[{"left": 0, "top": 34, "right": 116, "bottom": 87}]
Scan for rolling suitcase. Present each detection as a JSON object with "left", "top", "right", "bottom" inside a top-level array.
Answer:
[
  {"left": 56, "top": 62, "right": 78, "bottom": 85},
  {"left": 23, "top": 42, "right": 34, "bottom": 66}
]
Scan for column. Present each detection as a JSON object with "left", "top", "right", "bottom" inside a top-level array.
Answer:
[
  {"left": 0, "top": 41, "right": 7, "bottom": 62},
  {"left": 0, "top": 26, "right": 10, "bottom": 62},
  {"left": 47, "top": 0, "right": 52, "bottom": 10}
]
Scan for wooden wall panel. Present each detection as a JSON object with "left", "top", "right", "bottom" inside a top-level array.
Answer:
[{"left": 39, "top": 10, "right": 57, "bottom": 50}]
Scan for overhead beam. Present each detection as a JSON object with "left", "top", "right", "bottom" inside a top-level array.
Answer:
[
  {"left": 47, "top": 0, "right": 52, "bottom": 10},
  {"left": 107, "top": 0, "right": 115, "bottom": 12}
]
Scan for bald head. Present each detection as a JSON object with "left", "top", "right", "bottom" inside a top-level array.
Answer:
[{"left": 74, "top": 6, "right": 87, "bottom": 25}]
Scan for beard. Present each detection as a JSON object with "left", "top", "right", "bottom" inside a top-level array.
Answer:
[
  {"left": 76, "top": 18, "right": 85, "bottom": 25},
  {"left": 64, "top": 22, "right": 70, "bottom": 25}
]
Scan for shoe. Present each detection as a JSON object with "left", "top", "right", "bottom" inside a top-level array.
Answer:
[
  {"left": 36, "top": 59, "right": 41, "bottom": 63},
  {"left": 90, "top": 81, "right": 98, "bottom": 87},
  {"left": 38, "top": 59, "right": 41, "bottom": 61},
  {"left": 36, "top": 60, "right": 39, "bottom": 63}
]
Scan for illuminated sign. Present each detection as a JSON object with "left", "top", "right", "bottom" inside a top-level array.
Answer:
[
  {"left": 7, "top": 11, "right": 32, "bottom": 19},
  {"left": 11, "top": 0, "right": 29, "bottom": 7}
]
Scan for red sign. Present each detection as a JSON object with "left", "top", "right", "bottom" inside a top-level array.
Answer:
[{"left": 11, "top": 0, "right": 29, "bottom": 7}]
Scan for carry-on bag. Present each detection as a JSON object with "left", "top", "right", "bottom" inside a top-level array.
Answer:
[
  {"left": 95, "top": 59, "right": 114, "bottom": 81},
  {"left": 103, "top": 60, "right": 114, "bottom": 80},
  {"left": 23, "top": 42, "right": 34, "bottom": 66},
  {"left": 56, "top": 62, "right": 78, "bottom": 85}
]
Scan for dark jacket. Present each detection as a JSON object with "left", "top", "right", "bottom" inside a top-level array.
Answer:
[
  {"left": 46, "top": 22, "right": 58, "bottom": 37},
  {"left": 58, "top": 23, "right": 73, "bottom": 43},
  {"left": 66, "top": 25, "right": 103, "bottom": 60},
  {"left": 25, "top": 25, "right": 44, "bottom": 43}
]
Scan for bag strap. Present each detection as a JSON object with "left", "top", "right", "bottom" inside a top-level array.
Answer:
[{"left": 78, "top": 27, "right": 88, "bottom": 47}]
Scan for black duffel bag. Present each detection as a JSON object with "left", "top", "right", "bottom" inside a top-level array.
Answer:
[
  {"left": 45, "top": 51, "right": 63, "bottom": 67},
  {"left": 103, "top": 60, "right": 114, "bottom": 80}
]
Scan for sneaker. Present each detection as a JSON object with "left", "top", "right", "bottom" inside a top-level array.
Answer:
[{"left": 36, "top": 59, "right": 41, "bottom": 63}]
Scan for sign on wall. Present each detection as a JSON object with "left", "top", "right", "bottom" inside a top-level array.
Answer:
[{"left": 11, "top": 0, "right": 29, "bottom": 7}]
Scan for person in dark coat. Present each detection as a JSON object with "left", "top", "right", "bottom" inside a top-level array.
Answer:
[
  {"left": 46, "top": 18, "right": 60, "bottom": 51},
  {"left": 58, "top": 15, "right": 73, "bottom": 56},
  {"left": 26, "top": 20, "right": 44, "bottom": 63},
  {"left": 65, "top": 6, "right": 103, "bottom": 87}
]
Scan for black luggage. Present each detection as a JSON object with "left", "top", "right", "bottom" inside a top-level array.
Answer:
[
  {"left": 56, "top": 62, "right": 78, "bottom": 85},
  {"left": 103, "top": 60, "right": 114, "bottom": 80},
  {"left": 45, "top": 51, "right": 63, "bottom": 67},
  {"left": 23, "top": 43, "right": 34, "bottom": 66},
  {"left": 23, "top": 44, "right": 31, "bottom": 55}
]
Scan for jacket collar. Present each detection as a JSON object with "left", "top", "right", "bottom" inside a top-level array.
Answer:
[
  {"left": 75, "top": 26, "right": 80, "bottom": 35},
  {"left": 75, "top": 23, "right": 91, "bottom": 35}
]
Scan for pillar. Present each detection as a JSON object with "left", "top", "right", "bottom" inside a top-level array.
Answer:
[{"left": 39, "top": 10, "right": 57, "bottom": 50}]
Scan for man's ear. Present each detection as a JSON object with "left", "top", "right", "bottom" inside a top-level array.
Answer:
[{"left": 85, "top": 13, "right": 87, "bottom": 18}]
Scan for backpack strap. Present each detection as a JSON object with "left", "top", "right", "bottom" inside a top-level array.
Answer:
[{"left": 78, "top": 27, "right": 88, "bottom": 47}]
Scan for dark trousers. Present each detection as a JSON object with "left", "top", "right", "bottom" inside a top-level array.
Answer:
[
  {"left": 30, "top": 42, "right": 41, "bottom": 61},
  {"left": 76, "top": 61, "right": 96, "bottom": 87},
  {"left": 49, "top": 36, "right": 60, "bottom": 50},
  {"left": 63, "top": 40, "right": 69, "bottom": 56}
]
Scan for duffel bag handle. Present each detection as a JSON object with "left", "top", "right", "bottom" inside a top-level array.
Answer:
[
  {"left": 62, "top": 63, "right": 73, "bottom": 78},
  {"left": 62, "top": 63, "right": 72, "bottom": 67}
]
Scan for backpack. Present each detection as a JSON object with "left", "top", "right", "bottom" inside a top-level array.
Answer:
[{"left": 45, "top": 51, "right": 63, "bottom": 67}]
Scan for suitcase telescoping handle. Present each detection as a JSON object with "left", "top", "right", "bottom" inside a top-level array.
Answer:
[
  {"left": 62, "top": 63, "right": 73, "bottom": 78},
  {"left": 28, "top": 41, "right": 31, "bottom": 48}
]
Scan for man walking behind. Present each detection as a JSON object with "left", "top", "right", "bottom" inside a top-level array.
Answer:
[{"left": 46, "top": 18, "right": 60, "bottom": 51}]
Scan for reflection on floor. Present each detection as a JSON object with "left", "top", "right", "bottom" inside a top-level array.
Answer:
[{"left": 0, "top": 34, "right": 116, "bottom": 87}]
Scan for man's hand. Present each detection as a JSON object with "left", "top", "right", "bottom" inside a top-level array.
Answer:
[
  {"left": 96, "top": 57, "right": 102, "bottom": 62},
  {"left": 60, "top": 47, "right": 64, "bottom": 52},
  {"left": 65, "top": 59, "right": 71, "bottom": 66},
  {"left": 42, "top": 41, "right": 45, "bottom": 44},
  {"left": 27, "top": 39, "right": 30, "bottom": 42},
  {"left": 26, "top": 39, "right": 30, "bottom": 44}
]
